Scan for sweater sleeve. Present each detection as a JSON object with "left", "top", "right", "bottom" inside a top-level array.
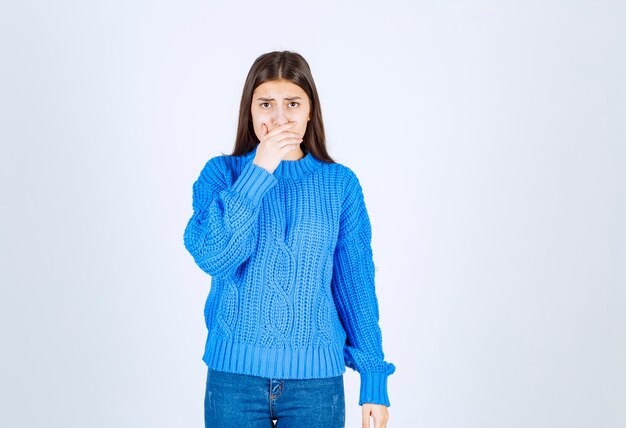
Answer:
[
  {"left": 183, "top": 156, "right": 277, "bottom": 279},
  {"left": 331, "top": 169, "right": 396, "bottom": 407}
]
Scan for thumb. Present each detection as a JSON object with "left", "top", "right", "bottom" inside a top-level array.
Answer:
[{"left": 261, "top": 123, "right": 268, "bottom": 137}]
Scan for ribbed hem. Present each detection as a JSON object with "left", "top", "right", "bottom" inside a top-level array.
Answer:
[
  {"left": 359, "top": 371, "right": 391, "bottom": 407},
  {"left": 230, "top": 160, "right": 276, "bottom": 206},
  {"left": 203, "top": 332, "right": 346, "bottom": 379}
]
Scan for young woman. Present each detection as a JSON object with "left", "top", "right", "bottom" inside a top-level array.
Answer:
[{"left": 183, "top": 50, "right": 396, "bottom": 428}]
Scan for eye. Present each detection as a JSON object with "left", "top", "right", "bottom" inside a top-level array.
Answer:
[
  {"left": 289, "top": 102, "right": 300, "bottom": 107},
  {"left": 260, "top": 102, "right": 271, "bottom": 108}
]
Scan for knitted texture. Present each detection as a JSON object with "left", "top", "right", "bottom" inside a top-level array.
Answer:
[{"left": 183, "top": 145, "right": 396, "bottom": 406}]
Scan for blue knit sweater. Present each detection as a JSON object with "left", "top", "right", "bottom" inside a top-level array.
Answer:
[{"left": 183, "top": 145, "right": 396, "bottom": 406}]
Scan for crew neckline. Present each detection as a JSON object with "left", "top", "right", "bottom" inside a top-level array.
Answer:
[{"left": 244, "top": 145, "right": 323, "bottom": 180}]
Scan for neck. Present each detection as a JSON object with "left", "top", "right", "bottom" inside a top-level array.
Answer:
[
  {"left": 282, "top": 146, "right": 305, "bottom": 161},
  {"left": 244, "top": 144, "right": 322, "bottom": 180}
]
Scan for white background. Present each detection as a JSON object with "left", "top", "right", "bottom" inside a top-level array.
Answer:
[{"left": 1, "top": 1, "right": 625, "bottom": 427}]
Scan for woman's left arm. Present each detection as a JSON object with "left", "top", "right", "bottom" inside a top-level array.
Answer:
[{"left": 331, "top": 169, "right": 396, "bottom": 410}]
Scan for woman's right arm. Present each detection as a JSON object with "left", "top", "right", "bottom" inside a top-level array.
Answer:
[{"left": 183, "top": 156, "right": 277, "bottom": 278}]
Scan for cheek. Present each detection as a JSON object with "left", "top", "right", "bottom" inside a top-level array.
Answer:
[{"left": 252, "top": 112, "right": 273, "bottom": 127}]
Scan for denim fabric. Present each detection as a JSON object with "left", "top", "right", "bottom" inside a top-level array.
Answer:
[{"left": 204, "top": 367, "right": 345, "bottom": 428}]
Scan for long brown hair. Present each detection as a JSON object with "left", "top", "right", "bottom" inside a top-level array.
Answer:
[{"left": 230, "top": 51, "right": 336, "bottom": 164}]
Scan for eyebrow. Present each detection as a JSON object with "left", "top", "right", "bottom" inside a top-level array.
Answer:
[{"left": 256, "top": 96, "right": 303, "bottom": 101}]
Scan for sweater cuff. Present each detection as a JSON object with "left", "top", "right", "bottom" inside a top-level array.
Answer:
[
  {"left": 359, "top": 371, "right": 391, "bottom": 407},
  {"left": 230, "top": 160, "right": 277, "bottom": 206}
]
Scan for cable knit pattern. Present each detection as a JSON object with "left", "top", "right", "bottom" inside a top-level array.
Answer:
[{"left": 183, "top": 145, "right": 396, "bottom": 406}]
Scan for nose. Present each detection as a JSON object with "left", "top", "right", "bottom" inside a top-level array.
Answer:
[{"left": 273, "top": 105, "right": 290, "bottom": 126}]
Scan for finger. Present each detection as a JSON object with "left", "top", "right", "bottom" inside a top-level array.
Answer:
[
  {"left": 374, "top": 415, "right": 384, "bottom": 428},
  {"left": 265, "top": 121, "right": 297, "bottom": 138},
  {"left": 278, "top": 138, "right": 303, "bottom": 150},
  {"left": 362, "top": 408, "right": 370, "bottom": 428},
  {"left": 286, "top": 141, "right": 302, "bottom": 150},
  {"left": 374, "top": 409, "right": 388, "bottom": 428},
  {"left": 273, "top": 131, "right": 303, "bottom": 142},
  {"left": 268, "top": 129, "right": 302, "bottom": 148}
]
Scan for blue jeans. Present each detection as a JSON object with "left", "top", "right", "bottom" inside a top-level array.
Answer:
[{"left": 204, "top": 367, "right": 346, "bottom": 427}]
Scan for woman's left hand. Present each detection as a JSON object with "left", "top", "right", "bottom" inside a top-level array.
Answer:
[{"left": 361, "top": 403, "right": 389, "bottom": 428}]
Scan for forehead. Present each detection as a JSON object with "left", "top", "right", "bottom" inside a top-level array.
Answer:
[{"left": 253, "top": 80, "right": 307, "bottom": 98}]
